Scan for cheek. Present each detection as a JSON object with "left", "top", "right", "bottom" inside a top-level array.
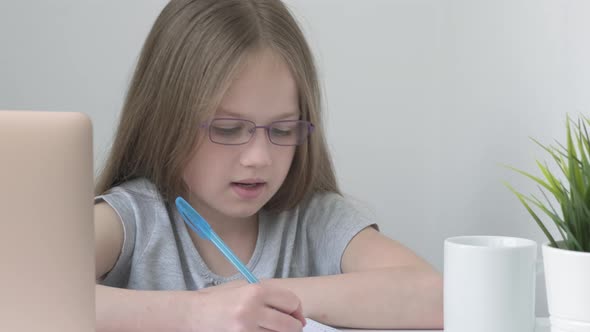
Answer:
[
  {"left": 181, "top": 158, "right": 201, "bottom": 188},
  {"left": 278, "top": 149, "right": 296, "bottom": 173},
  {"left": 182, "top": 145, "right": 212, "bottom": 184},
  {"left": 183, "top": 144, "right": 235, "bottom": 183}
]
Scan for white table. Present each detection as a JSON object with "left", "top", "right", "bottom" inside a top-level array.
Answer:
[{"left": 339, "top": 317, "right": 550, "bottom": 331}]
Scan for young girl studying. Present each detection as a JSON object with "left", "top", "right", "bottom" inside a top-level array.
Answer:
[{"left": 94, "top": 0, "right": 443, "bottom": 331}]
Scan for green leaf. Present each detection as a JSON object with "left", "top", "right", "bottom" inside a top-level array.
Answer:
[
  {"left": 504, "top": 165, "right": 561, "bottom": 200},
  {"left": 536, "top": 161, "right": 566, "bottom": 201},
  {"left": 505, "top": 183, "right": 558, "bottom": 247},
  {"left": 505, "top": 114, "right": 590, "bottom": 252},
  {"left": 532, "top": 191, "right": 567, "bottom": 241}
]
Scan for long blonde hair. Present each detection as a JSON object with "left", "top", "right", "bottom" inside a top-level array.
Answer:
[{"left": 96, "top": 0, "right": 339, "bottom": 211}]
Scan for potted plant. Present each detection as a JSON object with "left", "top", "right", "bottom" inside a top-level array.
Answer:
[{"left": 506, "top": 115, "right": 590, "bottom": 331}]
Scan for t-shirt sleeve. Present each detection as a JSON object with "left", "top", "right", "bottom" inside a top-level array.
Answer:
[
  {"left": 303, "top": 193, "right": 378, "bottom": 275},
  {"left": 95, "top": 189, "right": 138, "bottom": 288}
]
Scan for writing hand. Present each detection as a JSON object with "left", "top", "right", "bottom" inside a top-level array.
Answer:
[{"left": 192, "top": 282, "right": 306, "bottom": 332}]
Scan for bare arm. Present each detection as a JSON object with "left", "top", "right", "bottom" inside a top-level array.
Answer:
[
  {"left": 95, "top": 202, "right": 187, "bottom": 331},
  {"left": 96, "top": 282, "right": 305, "bottom": 332},
  {"left": 263, "top": 227, "right": 443, "bottom": 329},
  {"left": 94, "top": 203, "right": 305, "bottom": 332},
  {"left": 94, "top": 202, "right": 124, "bottom": 280},
  {"left": 96, "top": 285, "right": 197, "bottom": 332}
]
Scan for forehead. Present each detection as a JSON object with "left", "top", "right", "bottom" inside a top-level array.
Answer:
[{"left": 217, "top": 49, "right": 299, "bottom": 120}]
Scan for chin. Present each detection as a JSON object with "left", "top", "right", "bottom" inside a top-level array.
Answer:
[
  {"left": 225, "top": 210, "right": 259, "bottom": 219},
  {"left": 223, "top": 203, "right": 265, "bottom": 219}
]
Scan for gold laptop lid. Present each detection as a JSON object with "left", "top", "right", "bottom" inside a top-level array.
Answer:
[{"left": 0, "top": 110, "right": 95, "bottom": 332}]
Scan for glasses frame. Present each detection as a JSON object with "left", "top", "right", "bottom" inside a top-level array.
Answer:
[{"left": 201, "top": 118, "right": 315, "bottom": 146}]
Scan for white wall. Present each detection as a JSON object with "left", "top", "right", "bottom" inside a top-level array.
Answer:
[{"left": 2, "top": 0, "right": 590, "bottom": 317}]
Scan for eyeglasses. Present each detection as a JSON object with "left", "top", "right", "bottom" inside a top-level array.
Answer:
[{"left": 202, "top": 118, "right": 314, "bottom": 146}]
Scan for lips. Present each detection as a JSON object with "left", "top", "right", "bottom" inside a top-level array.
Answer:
[
  {"left": 234, "top": 183, "right": 260, "bottom": 188},
  {"left": 231, "top": 179, "right": 267, "bottom": 199},
  {"left": 232, "top": 179, "right": 266, "bottom": 186}
]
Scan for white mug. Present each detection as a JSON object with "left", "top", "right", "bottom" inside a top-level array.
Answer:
[{"left": 444, "top": 236, "right": 538, "bottom": 332}]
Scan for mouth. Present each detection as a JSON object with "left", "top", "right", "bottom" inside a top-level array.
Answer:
[
  {"left": 231, "top": 181, "right": 266, "bottom": 188},
  {"left": 231, "top": 180, "right": 267, "bottom": 199}
]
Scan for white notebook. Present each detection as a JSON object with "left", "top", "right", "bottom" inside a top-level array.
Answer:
[{"left": 304, "top": 319, "right": 341, "bottom": 332}]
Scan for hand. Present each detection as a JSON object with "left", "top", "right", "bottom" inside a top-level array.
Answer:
[{"left": 189, "top": 282, "right": 306, "bottom": 332}]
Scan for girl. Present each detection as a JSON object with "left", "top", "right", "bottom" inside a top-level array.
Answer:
[{"left": 94, "top": 0, "right": 443, "bottom": 331}]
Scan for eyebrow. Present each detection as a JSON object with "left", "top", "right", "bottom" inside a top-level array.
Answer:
[{"left": 216, "top": 107, "right": 300, "bottom": 121}]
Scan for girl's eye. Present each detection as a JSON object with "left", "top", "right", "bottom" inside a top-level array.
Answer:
[
  {"left": 212, "top": 126, "right": 242, "bottom": 136},
  {"left": 270, "top": 127, "right": 293, "bottom": 137}
]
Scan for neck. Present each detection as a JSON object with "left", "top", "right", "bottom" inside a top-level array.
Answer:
[
  {"left": 185, "top": 198, "right": 258, "bottom": 237},
  {"left": 183, "top": 197, "right": 259, "bottom": 277}
]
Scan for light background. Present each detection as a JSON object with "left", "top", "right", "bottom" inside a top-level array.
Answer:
[{"left": 2, "top": 0, "right": 590, "bottom": 316}]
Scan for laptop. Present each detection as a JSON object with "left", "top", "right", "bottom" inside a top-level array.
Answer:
[{"left": 0, "top": 111, "right": 95, "bottom": 331}]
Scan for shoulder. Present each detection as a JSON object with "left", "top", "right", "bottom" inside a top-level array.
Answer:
[
  {"left": 96, "top": 177, "right": 166, "bottom": 211},
  {"left": 299, "top": 191, "right": 376, "bottom": 220},
  {"left": 286, "top": 191, "right": 378, "bottom": 232},
  {"left": 281, "top": 192, "right": 379, "bottom": 275},
  {"left": 103, "top": 177, "right": 162, "bottom": 202},
  {"left": 95, "top": 177, "right": 167, "bottom": 230},
  {"left": 94, "top": 178, "right": 173, "bottom": 281}
]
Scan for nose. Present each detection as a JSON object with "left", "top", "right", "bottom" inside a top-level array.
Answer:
[{"left": 239, "top": 128, "right": 272, "bottom": 168}]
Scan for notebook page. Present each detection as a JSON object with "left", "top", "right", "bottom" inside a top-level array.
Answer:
[{"left": 304, "top": 318, "right": 341, "bottom": 332}]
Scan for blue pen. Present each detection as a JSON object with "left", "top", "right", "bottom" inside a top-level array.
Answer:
[{"left": 175, "top": 196, "right": 260, "bottom": 284}]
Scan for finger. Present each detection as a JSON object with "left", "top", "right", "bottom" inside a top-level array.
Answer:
[
  {"left": 291, "top": 302, "right": 306, "bottom": 327},
  {"left": 259, "top": 307, "right": 304, "bottom": 332},
  {"left": 261, "top": 286, "right": 303, "bottom": 318},
  {"left": 259, "top": 285, "right": 306, "bottom": 326}
]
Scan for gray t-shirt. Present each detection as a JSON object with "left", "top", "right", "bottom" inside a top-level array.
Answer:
[{"left": 96, "top": 178, "right": 376, "bottom": 290}]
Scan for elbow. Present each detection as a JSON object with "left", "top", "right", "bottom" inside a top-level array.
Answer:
[
  {"left": 393, "top": 267, "right": 444, "bottom": 329},
  {"left": 421, "top": 271, "right": 444, "bottom": 329}
]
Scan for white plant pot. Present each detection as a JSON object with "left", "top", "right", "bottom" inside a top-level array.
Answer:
[{"left": 542, "top": 242, "right": 590, "bottom": 332}]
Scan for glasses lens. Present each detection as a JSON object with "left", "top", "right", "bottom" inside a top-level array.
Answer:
[
  {"left": 269, "top": 121, "right": 311, "bottom": 146},
  {"left": 209, "top": 119, "right": 252, "bottom": 145}
]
